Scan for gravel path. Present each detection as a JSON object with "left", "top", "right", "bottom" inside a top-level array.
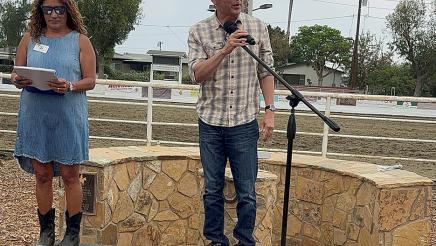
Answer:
[{"left": 0, "top": 159, "right": 60, "bottom": 246}]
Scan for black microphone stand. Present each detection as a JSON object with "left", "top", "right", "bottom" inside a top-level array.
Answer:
[{"left": 240, "top": 46, "right": 341, "bottom": 246}]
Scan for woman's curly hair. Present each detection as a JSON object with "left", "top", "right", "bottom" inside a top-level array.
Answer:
[{"left": 28, "top": 0, "right": 87, "bottom": 42}]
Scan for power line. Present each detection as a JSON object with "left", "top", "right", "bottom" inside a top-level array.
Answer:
[
  {"left": 137, "top": 15, "right": 357, "bottom": 28},
  {"left": 139, "top": 24, "right": 191, "bottom": 28},
  {"left": 166, "top": 26, "right": 187, "bottom": 48},
  {"left": 311, "top": 0, "right": 395, "bottom": 10},
  {"left": 382, "top": 0, "right": 433, "bottom": 4},
  {"left": 135, "top": 24, "right": 189, "bottom": 48},
  {"left": 366, "top": 15, "right": 387, "bottom": 20},
  {"left": 134, "top": 15, "right": 388, "bottom": 34},
  {"left": 269, "top": 15, "right": 354, "bottom": 24}
]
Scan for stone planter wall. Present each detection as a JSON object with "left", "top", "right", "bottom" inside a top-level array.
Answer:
[
  {"left": 57, "top": 147, "right": 277, "bottom": 246},
  {"left": 258, "top": 154, "right": 432, "bottom": 245},
  {"left": 56, "top": 146, "right": 432, "bottom": 246}
]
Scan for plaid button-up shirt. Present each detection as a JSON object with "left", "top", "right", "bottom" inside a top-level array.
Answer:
[{"left": 188, "top": 13, "right": 274, "bottom": 127}]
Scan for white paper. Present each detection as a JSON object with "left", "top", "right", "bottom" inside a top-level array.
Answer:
[{"left": 13, "top": 66, "right": 57, "bottom": 91}]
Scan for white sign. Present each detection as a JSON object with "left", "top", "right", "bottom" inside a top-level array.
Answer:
[
  {"left": 153, "top": 64, "right": 180, "bottom": 72},
  {"left": 104, "top": 84, "right": 142, "bottom": 99}
]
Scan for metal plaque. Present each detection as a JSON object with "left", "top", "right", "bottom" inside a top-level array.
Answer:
[{"left": 80, "top": 172, "right": 97, "bottom": 215}]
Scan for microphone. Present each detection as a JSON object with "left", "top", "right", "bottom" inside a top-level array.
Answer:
[{"left": 222, "top": 21, "right": 256, "bottom": 45}]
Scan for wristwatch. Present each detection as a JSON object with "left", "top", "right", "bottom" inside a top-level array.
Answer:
[{"left": 265, "top": 104, "right": 276, "bottom": 112}]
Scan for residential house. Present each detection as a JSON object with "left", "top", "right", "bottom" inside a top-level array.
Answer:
[
  {"left": 111, "top": 50, "right": 189, "bottom": 82},
  {"left": 0, "top": 49, "right": 14, "bottom": 67},
  {"left": 278, "top": 63, "right": 346, "bottom": 88},
  {"left": 111, "top": 53, "right": 152, "bottom": 72},
  {"left": 0, "top": 51, "right": 14, "bottom": 84}
]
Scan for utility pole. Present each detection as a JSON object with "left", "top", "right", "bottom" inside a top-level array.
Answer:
[
  {"left": 350, "top": 0, "right": 363, "bottom": 89},
  {"left": 248, "top": 0, "right": 253, "bottom": 16},
  {"left": 157, "top": 41, "right": 163, "bottom": 51},
  {"left": 244, "top": 0, "right": 253, "bottom": 15},
  {"left": 286, "top": 0, "right": 294, "bottom": 41}
]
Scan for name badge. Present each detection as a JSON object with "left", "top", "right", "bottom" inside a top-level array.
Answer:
[{"left": 33, "top": 43, "right": 49, "bottom": 53}]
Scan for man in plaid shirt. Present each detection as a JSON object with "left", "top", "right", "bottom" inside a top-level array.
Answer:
[{"left": 188, "top": 0, "right": 275, "bottom": 245}]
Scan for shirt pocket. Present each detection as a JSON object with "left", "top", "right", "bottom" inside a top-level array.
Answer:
[{"left": 203, "top": 41, "right": 225, "bottom": 58}]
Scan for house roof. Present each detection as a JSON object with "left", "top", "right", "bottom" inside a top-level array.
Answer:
[
  {"left": 0, "top": 52, "right": 10, "bottom": 59},
  {"left": 0, "top": 48, "right": 14, "bottom": 53},
  {"left": 280, "top": 62, "right": 345, "bottom": 73},
  {"left": 112, "top": 53, "right": 152, "bottom": 63},
  {"left": 113, "top": 51, "right": 188, "bottom": 64},
  {"left": 0, "top": 51, "right": 15, "bottom": 60},
  {"left": 147, "top": 50, "right": 186, "bottom": 57}
]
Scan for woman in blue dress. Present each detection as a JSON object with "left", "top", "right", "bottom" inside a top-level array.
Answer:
[{"left": 10, "top": 0, "right": 96, "bottom": 245}]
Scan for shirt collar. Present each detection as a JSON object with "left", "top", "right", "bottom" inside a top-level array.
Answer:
[{"left": 213, "top": 12, "right": 243, "bottom": 30}]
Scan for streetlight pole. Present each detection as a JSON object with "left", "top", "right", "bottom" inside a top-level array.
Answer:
[
  {"left": 350, "top": 0, "right": 363, "bottom": 89},
  {"left": 286, "top": 0, "right": 294, "bottom": 41},
  {"left": 252, "top": 4, "right": 273, "bottom": 12}
]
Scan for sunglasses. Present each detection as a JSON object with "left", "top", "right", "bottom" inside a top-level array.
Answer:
[{"left": 41, "top": 6, "right": 67, "bottom": 15}]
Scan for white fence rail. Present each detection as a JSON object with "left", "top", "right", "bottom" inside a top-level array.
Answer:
[{"left": 1, "top": 72, "right": 436, "bottom": 163}]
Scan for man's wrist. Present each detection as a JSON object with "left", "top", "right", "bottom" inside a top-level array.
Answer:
[
  {"left": 219, "top": 48, "right": 230, "bottom": 56},
  {"left": 265, "top": 104, "right": 276, "bottom": 112}
]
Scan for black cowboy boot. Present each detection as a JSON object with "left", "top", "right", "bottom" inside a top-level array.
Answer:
[
  {"left": 35, "top": 208, "right": 55, "bottom": 246},
  {"left": 58, "top": 211, "right": 82, "bottom": 246}
]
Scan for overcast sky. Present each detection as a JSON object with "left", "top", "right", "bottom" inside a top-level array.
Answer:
[{"left": 114, "top": 0, "right": 404, "bottom": 54}]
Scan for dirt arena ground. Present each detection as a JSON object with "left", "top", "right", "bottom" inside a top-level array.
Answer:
[
  {"left": 0, "top": 92, "right": 435, "bottom": 245},
  {"left": 2, "top": 93, "right": 435, "bottom": 177}
]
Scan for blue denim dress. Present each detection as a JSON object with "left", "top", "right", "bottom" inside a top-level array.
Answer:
[{"left": 14, "top": 31, "right": 89, "bottom": 176}]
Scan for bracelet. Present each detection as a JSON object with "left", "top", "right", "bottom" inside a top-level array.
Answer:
[{"left": 67, "top": 81, "right": 74, "bottom": 92}]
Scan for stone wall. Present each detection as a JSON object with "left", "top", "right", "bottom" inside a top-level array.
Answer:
[
  {"left": 57, "top": 146, "right": 433, "bottom": 245},
  {"left": 258, "top": 154, "right": 432, "bottom": 245},
  {"left": 57, "top": 147, "right": 277, "bottom": 245}
]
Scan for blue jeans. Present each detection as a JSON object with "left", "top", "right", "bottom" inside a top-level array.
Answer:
[{"left": 199, "top": 119, "right": 259, "bottom": 246}]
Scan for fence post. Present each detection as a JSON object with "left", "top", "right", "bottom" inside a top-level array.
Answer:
[
  {"left": 147, "top": 84, "right": 153, "bottom": 146},
  {"left": 321, "top": 96, "right": 332, "bottom": 158}
]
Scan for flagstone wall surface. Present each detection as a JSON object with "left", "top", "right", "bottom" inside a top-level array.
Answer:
[
  {"left": 258, "top": 154, "right": 432, "bottom": 245},
  {"left": 56, "top": 146, "right": 432, "bottom": 246}
]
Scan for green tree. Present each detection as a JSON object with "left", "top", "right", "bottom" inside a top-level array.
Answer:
[
  {"left": 366, "top": 64, "right": 415, "bottom": 96},
  {"left": 78, "top": 0, "right": 142, "bottom": 77},
  {"left": 358, "top": 32, "right": 393, "bottom": 90},
  {"left": 387, "top": 0, "right": 436, "bottom": 96},
  {"left": 0, "top": 0, "right": 31, "bottom": 57},
  {"left": 423, "top": 2, "right": 436, "bottom": 97},
  {"left": 290, "top": 25, "right": 352, "bottom": 86},
  {"left": 0, "top": 29, "right": 6, "bottom": 48},
  {"left": 267, "top": 25, "right": 291, "bottom": 68},
  {"left": 421, "top": 38, "right": 436, "bottom": 96}
]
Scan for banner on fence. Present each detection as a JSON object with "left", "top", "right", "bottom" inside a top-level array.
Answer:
[{"left": 104, "top": 84, "right": 143, "bottom": 99}]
